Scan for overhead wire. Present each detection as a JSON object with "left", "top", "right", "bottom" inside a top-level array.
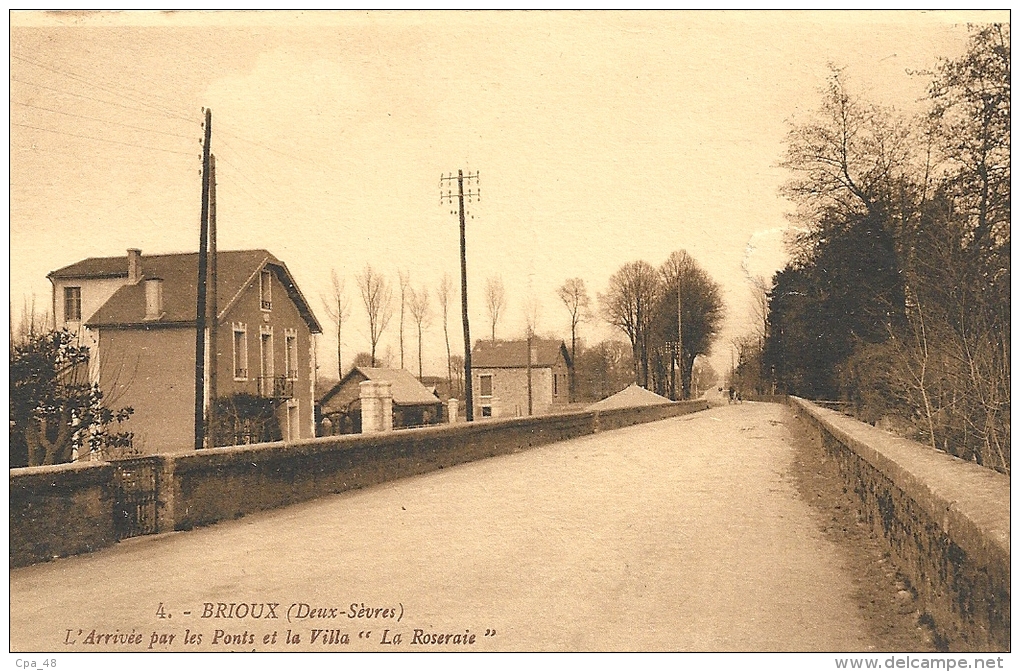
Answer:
[
  {"left": 15, "top": 53, "right": 330, "bottom": 180},
  {"left": 11, "top": 76, "right": 191, "bottom": 122},
  {"left": 11, "top": 122, "right": 196, "bottom": 156},
  {"left": 11, "top": 48, "right": 342, "bottom": 175},
  {"left": 14, "top": 142, "right": 151, "bottom": 162},
  {"left": 11, "top": 52, "right": 198, "bottom": 125},
  {"left": 11, "top": 99, "right": 198, "bottom": 141},
  {"left": 212, "top": 145, "right": 289, "bottom": 220},
  {"left": 216, "top": 124, "right": 319, "bottom": 167},
  {"left": 12, "top": 51, "right": 335, "bottom": 207},
  {"left": 216, "top": 136, "right": 276, "bottom": 181}
]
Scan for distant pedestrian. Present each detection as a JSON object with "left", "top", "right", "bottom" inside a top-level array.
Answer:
[{"left": 728, "top": 386, "right": 735, "bottom": 404}]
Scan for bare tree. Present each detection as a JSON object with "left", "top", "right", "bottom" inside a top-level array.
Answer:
[
  {"left": 408, "top": 285, "right": 432, "bottom": 380},
  {"left": 781, "top": 67, "right": 911, "bottom": 227},
  {"left": 11, "top": 295, "right": 52, "bottom": 349},
  {"left": 450, "top": 354, "right": 465, "bottom": 398},
  {"left": 437, "top": 273, "right": 454, "bottom": 389},
  {"left": 523, "top": 295, "right": 542, "bottom": 416},
  {"left": 599, "top": 260, "right": 660, "bottom": 388},
  {"left": 356, "top": 265, "right": 394, "bottom": 368},
  {"left": 485, "top": 275, "right": 506, "bottom": 342},
  {"left": 749, "top": 275, "right": 769, "bottom": 348},
  {"left": 320, "top": 270, "right": 351, "bottom": 378},
  {"left": 728, "top": 275, "right": 773, "bottom": 396},
  {"left": 523, "top": 294, "right": 542, "bottom": 337},
  {"left": 556, "top": 278, "right": 590, "bottom": 401},
  {"left": 397, "top": 269, "right": 410, "bottom": 369}
]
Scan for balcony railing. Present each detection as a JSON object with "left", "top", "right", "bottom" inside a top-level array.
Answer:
[{"left": 257, "top": 375, "right": 294, "bottom": 400}]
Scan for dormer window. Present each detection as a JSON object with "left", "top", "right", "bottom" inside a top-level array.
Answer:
[
  {"left": 260, "top": 270, "right": 272, "bottom": 311},
  {"left": 64, "top": 286, "right": 81, "bottom": 322}
]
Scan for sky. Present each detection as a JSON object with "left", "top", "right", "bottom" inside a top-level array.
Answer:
[{"left": 7, "top": 10, "right": 1003, "bottom": 381}]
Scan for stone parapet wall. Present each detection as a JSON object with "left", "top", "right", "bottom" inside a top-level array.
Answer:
[
  {"left": 10, "top": 461, "right": 117, "bottom": 568},
  {"left": 788, "top": 397, "right": 1010, "bottom": 652},
  {"left": 169, "top": 401, "right": 706, "bottom": 529},
  {"left": 10, "top": 400, "right": 707, "bottom": 566}
]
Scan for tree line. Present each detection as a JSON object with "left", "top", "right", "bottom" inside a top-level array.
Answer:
[
  {"left": 320, "top": 246, "right": 725, "bottom": 406},
  {"left": 598, "top": 250, "right": 724, "bottom": 400},
  {"left": 750, "top": 26, "right": 1009, "bottom": 472}
]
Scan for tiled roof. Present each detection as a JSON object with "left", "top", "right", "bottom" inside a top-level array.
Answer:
[
  {"left": 587, "top": 383, "right": 672, "bottom": 410},
  {"left": 49, "top": 255, "right": 136, "bottom": 280},
  {"left": 74, "top": 250, "right": 320, "bottom": 332},
  {"left": 322, "top": 367, "right": 441, "bottom": 407},
  {"left": 471, "top": 339, "right": 570, "bottom": 369}
]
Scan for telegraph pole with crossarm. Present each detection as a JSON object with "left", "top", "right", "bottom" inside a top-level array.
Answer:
[
  {"left": 440, "top": 170, "right": 480, "bottom": 421},
  {"left": 194, "top": 108, "right": 212, "bottom": 450}
]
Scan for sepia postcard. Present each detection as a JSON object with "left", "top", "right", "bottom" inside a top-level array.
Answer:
[{"left": 8, "top": 10, "right": 1011, "bottom": 667}]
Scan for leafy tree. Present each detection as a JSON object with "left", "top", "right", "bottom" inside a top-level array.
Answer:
[
  {"left": 763, "top": 266, "right": 834, "bottom": 398},
  {"left": 654, "top": 250, "right": 725, "bottom": 399},
  {"left": 769, "top": 68, "right": 910, "bottom": 401},
  {"left": 764, "top": 208, "right": 905, "bottom": 401},
  {"left": 10, "top": 329, "right": 133, "bottom": 466},
  {"left": 766, "top": 27, "right": 1010, "bottom": 472}
]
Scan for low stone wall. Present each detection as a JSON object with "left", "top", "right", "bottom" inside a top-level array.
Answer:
[
  {"left": 10, "top": 461, "right": 117, "bottom": 568},
  {"left": 170, "top": 400, "right": 706, "bottom": 530},
  {"left": 788, "top": 397, "right": 1010, "bottom": 652},
  {"left": 10, "top": 400, "right": 707, "bottom": 565}
]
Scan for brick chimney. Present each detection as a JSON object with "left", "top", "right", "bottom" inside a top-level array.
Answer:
[{"left": 127, "top": 248, "right": 142, "bottom": 284}]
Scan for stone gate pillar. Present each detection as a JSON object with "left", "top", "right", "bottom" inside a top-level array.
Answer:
[
  {"left": 379, "top": 381, "right": 393, "bottom": 432},
  {"left": 448, "top": 398, "right": 459, "bottom": 423},
  {"left": 360, "top": 380, "right": 393, "bottom": 433}
]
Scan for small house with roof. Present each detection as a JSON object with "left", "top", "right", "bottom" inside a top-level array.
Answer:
[
  {"left": 470, "top": 339, "right": 572, "bottom": 418},
  {"left": 318, "top": 367, "right": 443, "bottom": 434},
  {"left": 48, "top": 248, "right": 321, "bottom": 454}
]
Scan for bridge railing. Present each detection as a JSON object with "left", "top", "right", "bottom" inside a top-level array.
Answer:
[
  {"left": 788, "top": 396, "right": 1010, "bottom": 652},
  {"left": 10, "top": 399, "right": 707, "bottom": 568}
]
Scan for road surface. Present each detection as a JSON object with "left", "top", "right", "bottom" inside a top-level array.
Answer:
[{"left": 10, "top": 402, "right": 878, "bottom": 652}]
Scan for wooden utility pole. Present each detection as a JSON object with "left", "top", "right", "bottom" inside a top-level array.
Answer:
[
  {"left": 194, "top": 108, "right": 212, "bottom": 451},
  {"left": 440, "top": 170, "right": 480, "bottom": 421},
  {"left": 677, "top": 280, "right": 683, "bottom": 400},
  {"left": 207, "top": 153, "right": 218, "bottom": 445},
  {"left": 526, "top": 327, "right": 533, "bottom": 415}
]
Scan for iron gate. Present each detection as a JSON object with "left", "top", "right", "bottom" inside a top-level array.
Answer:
[{"left": 111, "top": 458, "right": 159, "bottom": 539}]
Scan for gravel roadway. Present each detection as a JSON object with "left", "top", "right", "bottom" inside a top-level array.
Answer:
[{"left": 10, "top": 402, "right": 880, "bottom": 652}]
